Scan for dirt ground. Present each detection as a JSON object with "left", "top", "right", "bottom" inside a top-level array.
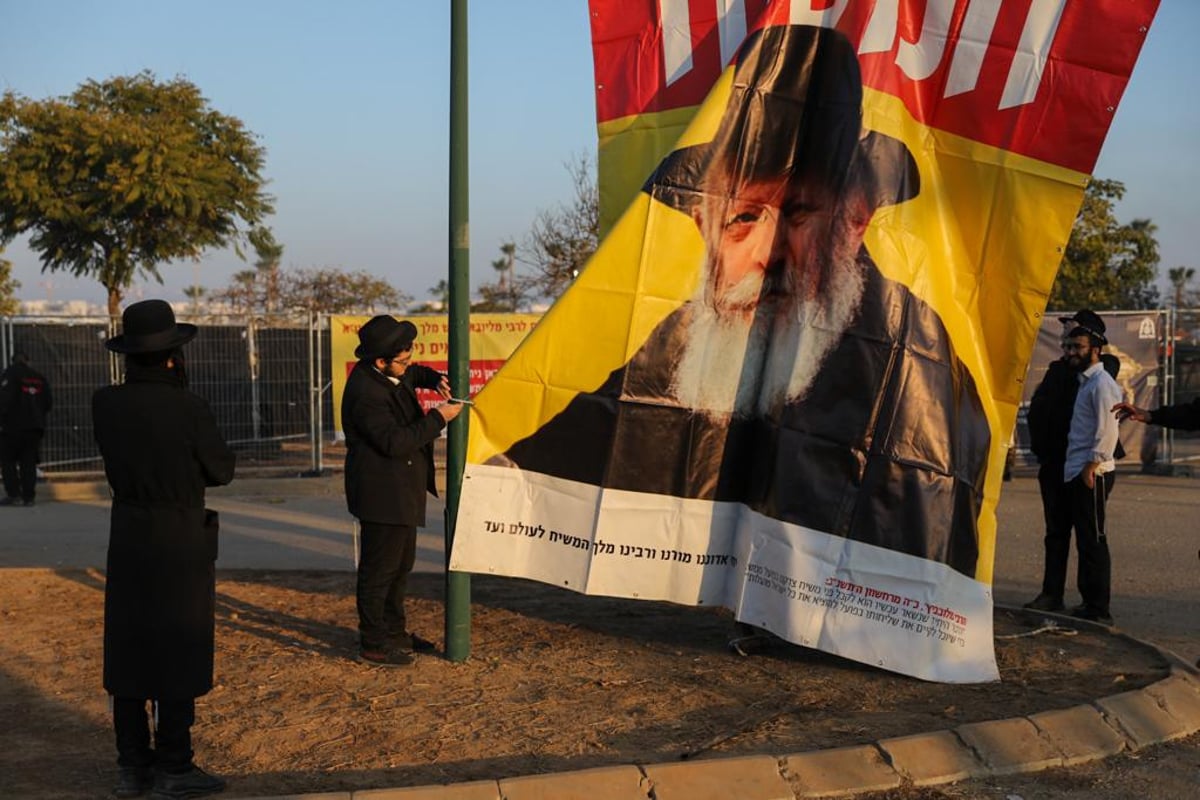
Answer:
[{"left": 0, "top": 567, "right": 1184, "bottom": 799}]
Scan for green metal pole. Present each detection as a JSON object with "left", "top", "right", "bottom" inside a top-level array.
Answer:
[{"left": 444, "top": 0, "right": 471, "bottom": 662}]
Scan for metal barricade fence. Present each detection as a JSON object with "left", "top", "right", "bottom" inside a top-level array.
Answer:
[
  {"left": 4, "top": 308, "right": 1199, "bottom": 480},
  {"left": 1165, "top": 307, "right": 1200, "bottom": 469},
  {"left": 0, "top": 313, "right": 335, "bottom": 477}
]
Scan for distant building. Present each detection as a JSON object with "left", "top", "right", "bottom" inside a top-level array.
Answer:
[{"left": 16, "top": 299, "right": 107, "bottom": 317}]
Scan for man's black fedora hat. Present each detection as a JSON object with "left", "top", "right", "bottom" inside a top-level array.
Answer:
[
  {"left": 355, "top": 315, "right": 418, "bottom": 360},
  {"left": 643, "top": 24, "right": 918, "bottom": 215},
  {"left": 1059, "top": 309, "right": 1108, "bottom": 345},
  {"left": 105, "top": 299, "right": 198, "bottom": 354}
]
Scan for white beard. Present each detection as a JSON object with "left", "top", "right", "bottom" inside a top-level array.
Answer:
[{"left": 671, "top": 251, "right": 865, "bottom": 420}]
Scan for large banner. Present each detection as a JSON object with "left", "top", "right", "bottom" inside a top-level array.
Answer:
[
  {"left": 329, "top": 314, "right": 541, "bottom": 435},
  {"left": 450, "top": 1, "right": 1158, "bottom": 682}
]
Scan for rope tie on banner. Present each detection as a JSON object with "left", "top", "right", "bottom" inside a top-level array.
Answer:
[{"left": 995, "top": 621, "right": 1078, "bottom": 640}]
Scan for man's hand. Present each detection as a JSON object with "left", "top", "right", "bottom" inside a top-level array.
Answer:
[
  {"left": 437, "top": 376, "right": 452, "bottom": 400},
  {"left": 1081, "top": 462, "right": 1098, "bottom": 490},
  {"left": 1112, "top": 402, "right": 1149, "bottom": 423},
  {"left": 435, "top": 400, "right": 465, "bottom": 423}
]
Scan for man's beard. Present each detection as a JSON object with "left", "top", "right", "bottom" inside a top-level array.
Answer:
[{"left": 671, "top": 245, "right": 865, "bottom": 420}]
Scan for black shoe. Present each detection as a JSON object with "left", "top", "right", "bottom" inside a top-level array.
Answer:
[
  {"left": 22, "top": 498, "right": 34, "bottom": 507},
  {"left": 1023, "top": 593, "right": 1065, "bottom": 612},
  {"left": 150, "top": 765, "right": 225, "bottom": 799},
  {"left": 1070, "top": 606, "right": 1114, "bottom": 625},
  {"left": 114, "top": 766, "right": 154, "bottom": 798},
  {"left": 407, "top": 632, "right": 438, "bottom": 654},
  {"left": 358, "top": 647, "right": 413, "bottom": 667},
  {"left": 0, "top": 496, "right": 18, "bottom": 507}
]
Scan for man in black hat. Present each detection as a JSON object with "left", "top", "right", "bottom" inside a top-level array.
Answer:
[
  {"left": 0, "top": 351, "right": 52, "bottom": 506},
  {"left": 1047, "top": 316, "right": 1122, "bottom": 624},
  {"left": 1026, "top": 309, "right": 1122, "bottom": 615},
  {"left": 93, "top": 299, "right": 235, "bottom": 798},
  {"left": 499, "top": 25, "right": 990, "bottom": 577},
  {"left": 342, "top": 314, "right": 463, "bottom": 666}
]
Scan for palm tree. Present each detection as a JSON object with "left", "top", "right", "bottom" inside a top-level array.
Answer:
[
  {"left": 183, "top": 285, "right": 206, "bottom": 315},
  {"left": 1168, "top": 266, "right": 1195, "bottom": 309},
  {"left": 251, "top": 228, "right": 284, "bottom": 314},
  {"left": 488, "top": 242, "right": 518, "bottom": 311}
]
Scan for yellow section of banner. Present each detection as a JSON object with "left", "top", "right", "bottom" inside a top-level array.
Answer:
[
  {"left": 854, "top": 88, "right": 1088, "bottom": 582},
  {"left": 595, "top": 70, "right": 734, "bottom": 238},
  {"left": 468, "top": 69, "right": 743, "bottom": 463},
  {"left": 466, "top": 196, "right": 703, "bottom": 461},
  {"left": 597, "top": 105, "right": 697, "bottom": 238}
]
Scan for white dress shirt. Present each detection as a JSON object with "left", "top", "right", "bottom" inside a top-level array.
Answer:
[{"left": 1063, "top": 361, "right": 1122, "bottom": 482}]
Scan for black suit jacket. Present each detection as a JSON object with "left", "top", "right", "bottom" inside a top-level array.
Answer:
[
  {"left": 342, "top": 361, "right": 446, "bottom": 526},
  {"left": 503, "top": 262, "right": 991, "bottom": 577}
]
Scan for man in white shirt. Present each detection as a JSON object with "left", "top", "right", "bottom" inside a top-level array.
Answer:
[{"left": 1059, "top": 321, "right": 1123, "bottom": 624}]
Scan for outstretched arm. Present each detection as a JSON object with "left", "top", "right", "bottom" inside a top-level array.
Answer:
[{"left": 1112, "top": 402, "right": 1149, "bottom": 423}]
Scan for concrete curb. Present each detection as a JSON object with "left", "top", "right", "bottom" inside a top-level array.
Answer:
[
  {"left": 41, "top": 474, "right": 346, "bottom": 503},
  {"left": 229, "top": 609, "right": 1200, "bottom": 800}
]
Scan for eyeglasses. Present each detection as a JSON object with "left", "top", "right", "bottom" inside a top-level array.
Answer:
[
  {"left": 1061, "top": 343, "right": 1090, "bottom": 352},
  {"left": 389, "top": 354, "right": 412, "bottom": 366}
]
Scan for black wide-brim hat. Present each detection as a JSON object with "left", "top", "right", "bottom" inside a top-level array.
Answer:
[
  {"left": 355, "top": 315, "right": 418, "bottom": 360},
  {"left": 105, "top": 299, "right": 198, "bottom": 354},
  {"left": 1058, "top": 309, "right": 1108, "bottom": 345},
  {"left": 643, "top": 24, "right": 919, "bottom": 216}
]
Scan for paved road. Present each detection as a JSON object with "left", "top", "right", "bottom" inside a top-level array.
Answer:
[
  {"left": 3, "top": 471, "right": 1196, "bottom": 664},
  {"left": 990, "top": 471, "right": 1198, "bottom": 665},
  {"left": 0, "top": 477, "right": 449, "bottom": 575}
]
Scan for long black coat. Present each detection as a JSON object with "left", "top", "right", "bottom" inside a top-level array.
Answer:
[
  {"left": 342, "top": 361, "right": 446, "bottom": 526},
  {"left": 503, "top": 262, "right": 990, "bottom": 578},
  {"left": 93, "top": 364, "right": 235, "bottom": 699}
]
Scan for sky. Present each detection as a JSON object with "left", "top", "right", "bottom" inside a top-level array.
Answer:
[{"left": 1, "top": 0, "right": 1197, "bottom": 308}]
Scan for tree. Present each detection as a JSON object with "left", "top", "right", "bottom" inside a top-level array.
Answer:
[
  {"left": 409, "top": 279, "right": 450, "bottom": 313},
  {"left": 1049, "top": 179, "right": 1160, "bottom": 310},
  {"left": 517, "top": 152, "right": 599, "bottom": 301},
  {"left": 474, "top": 241, "right": 536, "bottom": 312},
  {"left": 0, "top": 72, "right": 274, "bottom": 316},
  {"left": 278, "top": 267, "right": 409, "bottom": 315},
  {"left": 0, "top": 248, "right": 19, "bottom": 316},
  {"left": 217, "top": 269, "right": 259, "bottom": 315},
  {"left": 1167, "top": 266, "right": 1195, "bottom": 309},
  {"left": 182, "top": 284, "right": 206, "bottom": 315},
  {"left": 251, "top": 227, "right": 284, "bottom": 314},
  {"left": 470, "top": 275, "right": 537, "bottom": 312}
]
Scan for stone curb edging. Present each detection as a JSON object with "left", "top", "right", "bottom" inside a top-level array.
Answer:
[
  {"left": 40, "top": 475, "right": 346, "bottom": 503},
  {"left": 230, "top": 608, "right": 1200, "bottom": 800}
]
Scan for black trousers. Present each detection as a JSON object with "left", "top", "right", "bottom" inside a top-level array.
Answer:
[
  {"left": 112, "top": 696, "right": 195, "bottom": 771},
  {"left": 1036, "top": 462, "right": 1073, "bottom": 600},
  {"left": 1067, "top": 472, "right": 1114, "bottom": 614},
  {"left": 356, "top": 521, "right": 417, "bottom": 650},
  {"left": 1038, "top": 464, "right": 1114, "bottom": 612},
  {"left": 0, "top": 429, "right": 41, "bottom": 501}
]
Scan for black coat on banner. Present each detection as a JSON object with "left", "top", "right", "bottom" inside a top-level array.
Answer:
[
  {"left": 93, "top": 365, "right": 235, "bottom": 699},
  {"left": 502, "top": 261, "right": 991, "bottom": 578},
  {"left": 342, "top": 361, "right": 446, "bottom": 526}
]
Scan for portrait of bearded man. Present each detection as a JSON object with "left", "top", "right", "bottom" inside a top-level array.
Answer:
[{"left": 494, "top": 24, "right": 991, "bottom": 579}]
